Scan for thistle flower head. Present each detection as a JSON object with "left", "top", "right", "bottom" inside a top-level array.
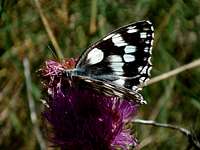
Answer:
[{"left": 40, "top": 59, "right": 139, "bottom": 150}]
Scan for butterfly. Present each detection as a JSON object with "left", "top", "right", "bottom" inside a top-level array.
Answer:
[{"left": 65, "top": 20, "right": 154, "bottom": 105}]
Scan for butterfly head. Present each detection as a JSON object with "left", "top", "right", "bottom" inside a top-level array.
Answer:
[{"left": 62, "top": 58, "right": 77, "bottom": 70}]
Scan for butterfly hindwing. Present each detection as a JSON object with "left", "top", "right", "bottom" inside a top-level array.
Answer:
[
  {"left": 75, "top": 20, "right": 154, "bottom": 92},
  {"left": 71, "top": 76, "right": 146, "bottom": 104}
]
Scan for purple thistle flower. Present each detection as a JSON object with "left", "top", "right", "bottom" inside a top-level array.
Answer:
[{"left": 40, "top": 59, "right": 139, "bottom": 150}]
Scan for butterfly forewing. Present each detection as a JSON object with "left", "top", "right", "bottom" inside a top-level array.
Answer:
[{"left": 75, "top": 20, "right": 154, "bottom": 92}]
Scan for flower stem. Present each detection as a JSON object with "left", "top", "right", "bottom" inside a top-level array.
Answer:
[
  {"left": 141, "top": 58, "right": 200, "bottom": 87},
  {"left": 132, "top": 119, "right": 200, "bottom": 149},
  {"left": 23, "top": 57, "right": 46, "bottom": 150}
]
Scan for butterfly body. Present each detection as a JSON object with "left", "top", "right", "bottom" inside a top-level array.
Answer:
[{"left": 64, "top": 20, "right": 154, "bottom": 105}]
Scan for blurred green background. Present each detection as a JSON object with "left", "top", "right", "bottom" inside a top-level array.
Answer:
[{"left": 0, "top": 0, "right": 200, "bottom": 149}]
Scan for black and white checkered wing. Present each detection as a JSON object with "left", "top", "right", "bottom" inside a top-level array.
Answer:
[{"left": 75, "top": 20, "right": 154, "bottom": 92}]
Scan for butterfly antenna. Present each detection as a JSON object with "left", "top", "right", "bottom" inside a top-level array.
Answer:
[{"left": 47, "top": 44, "right": 59, "bottom": 59}]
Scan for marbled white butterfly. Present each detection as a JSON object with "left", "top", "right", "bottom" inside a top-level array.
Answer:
[{"left": 65, "top": 20, "right": 154, "bottom": 104}]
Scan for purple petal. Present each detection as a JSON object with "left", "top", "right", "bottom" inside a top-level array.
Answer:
[{"left": 41, "top": 60, "right": 139, "bottom": 150}]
